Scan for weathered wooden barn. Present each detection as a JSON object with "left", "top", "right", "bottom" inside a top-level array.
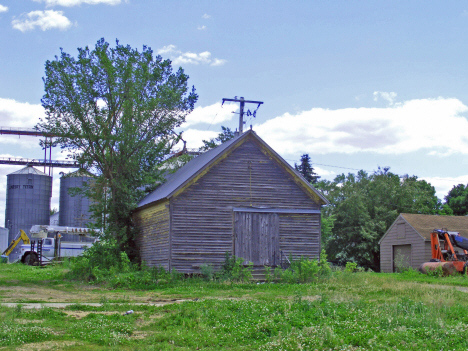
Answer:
[
  {"left": 379, "top": 213, "right": 468, "bottom": 272},
  {"left": 133, "top": 130, "right": 328, "bottom": 273}
]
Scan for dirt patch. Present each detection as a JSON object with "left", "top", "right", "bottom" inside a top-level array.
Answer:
[
  {"left": 0, "top": 285, "right": 163, "bottom": 303},
  {"left": 130, "top": 330, "right": 150, "bottom": 339},
  {"left": 63, "top": 310, "right": 124, "bottom": 319},
  {"left": 16, "top": 319, "right": 44, "bottom": 324},
  {"left": 15, "top": 341, "right": 78, "bottom": 351}
]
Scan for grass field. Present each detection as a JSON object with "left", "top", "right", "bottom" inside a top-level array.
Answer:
[{"left": 1, "top": 264, "right": 468, "bottom": 350}]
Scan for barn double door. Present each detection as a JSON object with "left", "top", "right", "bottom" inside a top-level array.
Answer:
[{"left": 234, "top": 212, "right": 279, "bottom": 266}]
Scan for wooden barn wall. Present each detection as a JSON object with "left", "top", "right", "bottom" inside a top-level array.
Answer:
[
  {"left": 170, "top": 138, "right": 321, "bottom": 273},
  {"left": 279, "top": 213, "right": 321, "bottom": 260},
  {"left": 133, "top": 201, "right": 170, "bottom": 269},
  {"left": 380, "top": 216, "right": 426, "bottom": 272}
]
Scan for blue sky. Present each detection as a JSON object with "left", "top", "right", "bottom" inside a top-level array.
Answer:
[{"left": 1, "top": 1, "right": 468, "bottom": 224}]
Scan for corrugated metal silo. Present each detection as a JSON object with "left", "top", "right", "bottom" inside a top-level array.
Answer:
[
  {"left": 4, "top": 166, "right": 52, "bottom": 261},
  {"left": 59, "top": 170, "right": 94, "bottom": 241},
  {"left": 0, "top": 227, "right": 9, "bottom": 254}
]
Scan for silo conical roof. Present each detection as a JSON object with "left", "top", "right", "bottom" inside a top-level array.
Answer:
[
  {"left": 8, "top": 165, "right": 48, "bottom": 176},
  {"left": 61, "top": 168, "right": 94, "bottom": 178}
]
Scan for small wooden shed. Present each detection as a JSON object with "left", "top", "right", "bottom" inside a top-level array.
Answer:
[
  {"left": 134, "top": 130, "right": 328, "bottom": 273},
  {"left": 379, "top": 213, "right": 468, "bottom": 272}
]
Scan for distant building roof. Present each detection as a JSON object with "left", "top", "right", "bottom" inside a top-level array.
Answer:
[
  {"left": 137, "top": 130, "right": 328, "bottom": 208},
  {"left": 399, "top": 213, "right": 468, "bottom": 240},
  {"left": 9, "top": 165, "right": 49, "bottom": 176}
]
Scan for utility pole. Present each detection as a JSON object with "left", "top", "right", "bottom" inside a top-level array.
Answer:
[{"left": 222, "top": 97, "right": 263, "bottom": 134}]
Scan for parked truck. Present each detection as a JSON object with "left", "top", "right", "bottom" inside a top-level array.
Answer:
[{"left": 19, "top": 225, "right": 99, "bottom": 265}]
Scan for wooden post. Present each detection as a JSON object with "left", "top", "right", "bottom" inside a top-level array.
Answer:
[{"left": 222, "top": 97, "right": 263, "bottom": 135}]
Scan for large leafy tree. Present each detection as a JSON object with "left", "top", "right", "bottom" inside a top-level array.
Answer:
[
  {"left": 295, "top": 154, "right": 320, "bottom": 184},
  {"left": 38, "top": 38, "right": 198, "bottom": 260},
  {"left": 316, "top": 168, "right": 444, "bottom": 270},
  {"left": 445, "top": 184, "right": 468, "bottom": 215}
]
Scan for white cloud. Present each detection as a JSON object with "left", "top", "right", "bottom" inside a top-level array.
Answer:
[
  {"left": 421, "top": 175, "right": 468, "bottom": 200},
  {"left": 33, "top": 0, "right": 121, "bottom": 6},
  {"left": 12, "top": 10, "right": 72, "bottom": 32},
  {"left": 197, "top": 25, "right": 206, "bottom": 30},
  {"left": 373, "top": 91, "right": 397, "bottom": 105},
  {"left": 157, "top": 45, "right": 177, "bottom": 55},
  {"left": 182, "top": 102, "right": 237, "bottom": 127},
  {"left": 0, "top": 98, "right": 44, "bottom": 149},
  {"left": 255, "top": 97, "right": 468, "bottom": 157},
  {"left": 157, "top": 45, "right": 227, "bottom": 66},
  {"left": 202, "top": 13, "right": 210, "bottom": 19},
  {"left": 211, "top": 58, "right": 227, "bottom": 66},
  {"left": 0, "top": 4, "right": 8, "bottom": 13},
  {"left": 0, "top": 98, "right": 44, "bottom": 128}
]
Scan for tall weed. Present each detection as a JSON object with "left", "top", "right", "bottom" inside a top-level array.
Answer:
[{"left": 274, "top": 250, "right": 331, "bottom": 283}]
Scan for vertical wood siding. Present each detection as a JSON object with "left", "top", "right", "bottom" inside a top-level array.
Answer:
[
  {"left": 380, "top": 216, "right": 427, "bottom": 272},
  {"left": 170, "top": 138, "right": 321, "bottom": 273},
  {"left": 234, "top": 212, "right": 280, "bottom": 266},
  {"left": 133, "top": 201, "right": 170, "bottom": 269}
]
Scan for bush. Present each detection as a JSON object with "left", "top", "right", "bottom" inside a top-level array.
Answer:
[
  {"left": 217, "top": 252, "right": 253, "bottom": 282},
  {"left": 344, "top": 262, "right": 357, "bottom": 273},
  {"left": 393, "top": 250, "right": 412, "bottom": 273},
  {"left": 274, "top": 250, "right": 331, "bottom": 283},
  {"left": 200, "top": 263, "right": 214, "bottom": 281}
]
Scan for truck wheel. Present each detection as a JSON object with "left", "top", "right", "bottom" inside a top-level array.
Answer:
[{"left": 24, "top": 253, "right": 38, "bottom": 266}]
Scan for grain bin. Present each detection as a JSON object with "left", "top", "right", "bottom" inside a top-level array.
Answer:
[
  {"left": 59, "top": 170, "right": 94, "bottom": 241},
  {"left": 4, "top": 166, "right": 52, "bottom": 261},
  {"left": 0, "top": 227, "right": 9, "bottom": 254}
]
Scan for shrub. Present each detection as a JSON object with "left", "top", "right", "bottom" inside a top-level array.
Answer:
[
  {"left": 200, "top": 263, "right": 214, "bottom": 281},
  {"left": 274, "top": 250, "right": 331, "bottom": 283},
  {"left": 344, "top": 262, "right": 357, "bottom": 273},
  {"left": 426, "top": 265, "right": 444, "bottom": 278},
  {"left": 264, "top": 266, "right": 273, "bottom": 283},
  {"left": 217, "top": 252, "right": 253, "bottom": 282},
  {"left": 393, "top": 249, "right": 412, "bottom": 273}
]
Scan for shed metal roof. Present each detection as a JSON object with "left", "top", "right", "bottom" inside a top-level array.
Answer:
[{"left": 137, "top": 130, "right": 328, "bottom": 208}]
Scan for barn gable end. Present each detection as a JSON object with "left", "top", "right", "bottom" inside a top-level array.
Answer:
[
  {"left": 379, "top": 214, "right": 427, "bottom": 272},
  {"left": 135, "top": 130, "right": 326, "bottom": 273}
]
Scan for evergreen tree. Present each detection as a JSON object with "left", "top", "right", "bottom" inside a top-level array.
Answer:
[
  {"left": 199, "top": 126, "right": 236, "bottom": 151},
  {"left": 295, "top": 154, "right": 320, "bottom": 184}
]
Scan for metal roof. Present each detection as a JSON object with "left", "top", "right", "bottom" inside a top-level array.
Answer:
[
  {"left": 9, "top": 165, "right": 49, "bottom": 176},
  {"left": 137, "top": 130, "right": 328, "bottom": 208}
]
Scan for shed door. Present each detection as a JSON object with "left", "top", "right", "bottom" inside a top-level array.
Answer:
[
  {"left": 234, "top": 212, "right": 279, "bottom": 266},
  {"left": 393, "top": 244, "right": 411, "bottom": 272}
]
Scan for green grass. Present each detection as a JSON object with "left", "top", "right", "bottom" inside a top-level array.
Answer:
[{"left": 2, "top": 264, "right": 468, "bottom": 349}]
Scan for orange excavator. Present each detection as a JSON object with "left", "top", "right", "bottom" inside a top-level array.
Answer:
[{"left": 420, "top": 229, "right": 468, "bottom": 275}]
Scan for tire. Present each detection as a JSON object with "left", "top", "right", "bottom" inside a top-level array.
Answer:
[
  {"left": 430, "top": 259, "right": 441, "bottom": 262},
  {"left": 23, "top": 253, "right": 39, "bottom": 266},
  {"left": 463, "top": 263, "right": 468, "bottom": 275}
]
